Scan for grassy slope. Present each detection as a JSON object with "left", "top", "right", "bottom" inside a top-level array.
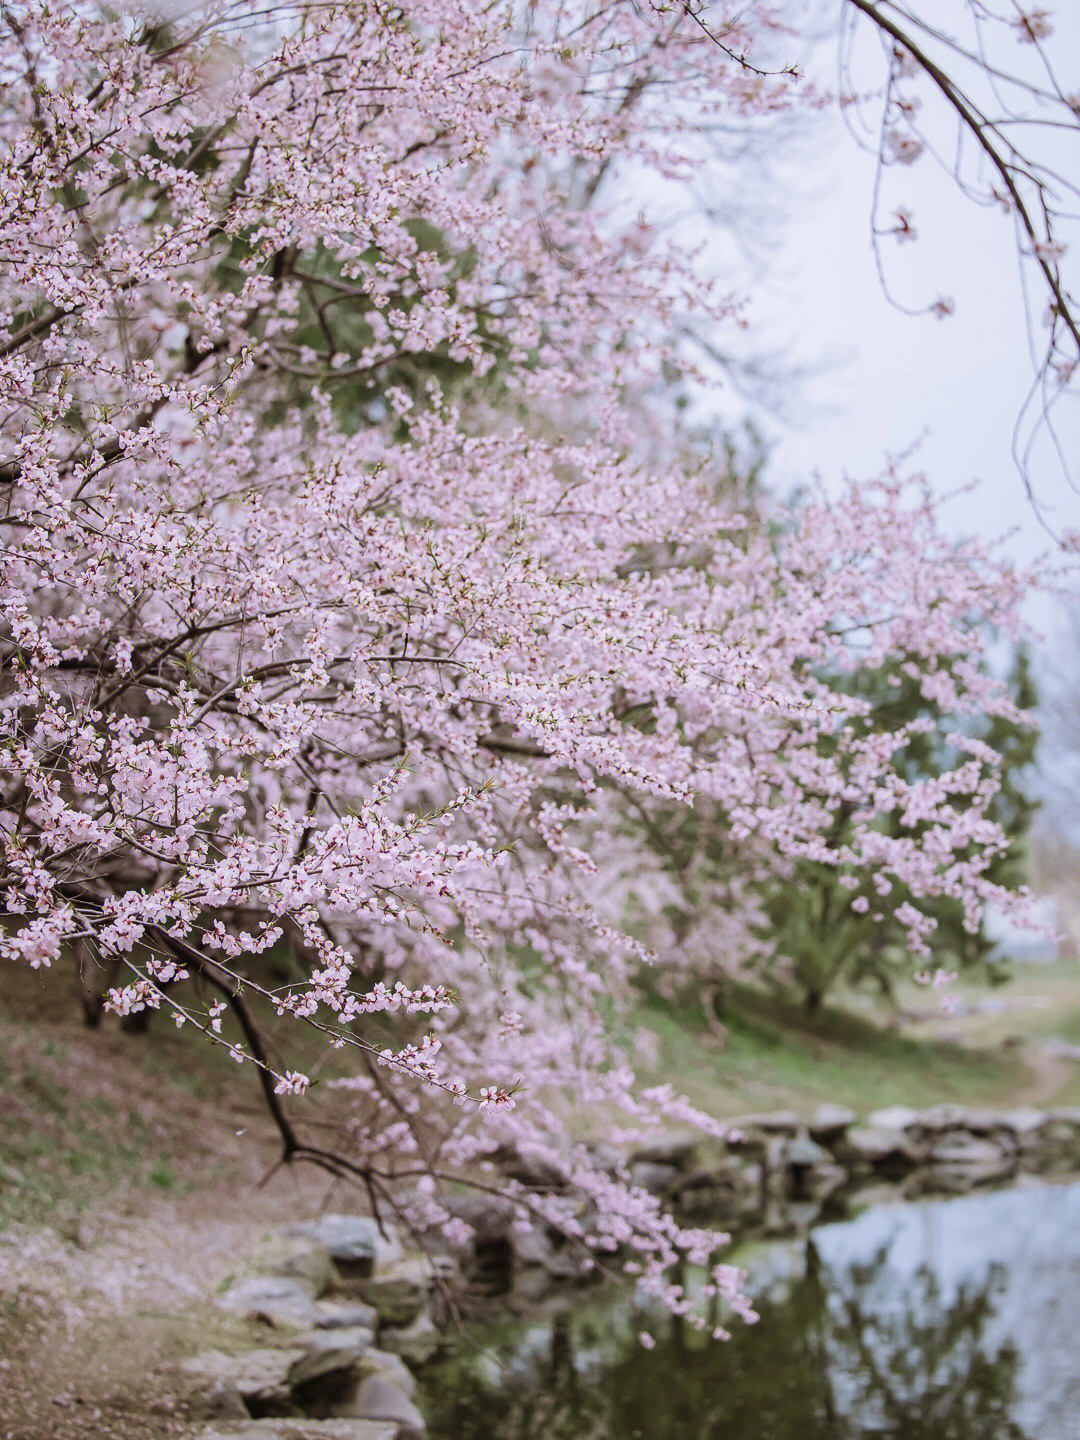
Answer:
[
  {"left": 631, "top": 959, "right": 1080, "bottom": 1120},
  {"left": 6, "top": 955, "right": 1080, "bottom": 1228},
  {"left": 0, "top": 958, "right": 275, "bottom": 1230}
]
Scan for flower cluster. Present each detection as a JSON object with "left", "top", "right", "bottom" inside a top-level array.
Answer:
[{"left": 0, "top": 0, "right": 1045, "bottom": 1327}]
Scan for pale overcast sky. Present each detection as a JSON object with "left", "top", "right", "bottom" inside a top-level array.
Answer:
[{"left": 692, "top": 4, "right": 1080, "bottom": 640}]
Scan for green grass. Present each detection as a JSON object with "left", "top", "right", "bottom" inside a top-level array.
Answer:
[
  {"left": 5, "top": 948, "right": 1080, "bottom": 1234},
  {"left": 629, "top": 980, "right": 1032, "bottom": 1121},
  {"left": 0, "top": 1111, "right": 192, "bottom": 1226},
  {"left": 0, "top": 1114, "right": 147, "bottom": 1227},
  {"left": 858, "top": 955, "right": 1080, "bottom": 1036},
  {"left": 147, "top": 1156, "right": 178, "bottom": 1191},
  {"left": 0, "top": 1017, "right": 208, "bottom": 1228},
  {"left": 626, "top": 956, "right": 1080, "bottom": 1120}
]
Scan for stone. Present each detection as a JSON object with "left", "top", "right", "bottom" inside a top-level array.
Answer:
[
  {"left": 628, "top": 1161, "right": 679, "bottom": 1196},
  {"left": 841, "top": 1127, "right": 923, "bottom": 1170},
  {"left": 437, "top": 1191, "right": 516, "bottom": 1287},
  {"left": 512, "top": 1265, "right": 555, "bottom": 1305},
  {"left": 808, "top": 1105, "right": 856, "bottom": 1143},
  {"left": 866, "top": 1106, "right": 921, "bottom": 1134},
  {"left": 781, "top": 1131, "right": 845, "bottom": 1202},
  {"left": 271, "top": 1246, "right": 338, "bottom": 1297},
  {"left": 379, "top": 1310, "right": 442, "bottom": 1366},
  {"left": 580, "top": 1141, "right": 624, "bottom": 1175},
  {"left": 313, "top": 1300, "right": 379, "bottom": 1332},
  {"left": 928, "top": 1132, "right": 1010, "bottom": 1165},
  {"left": 1041, "top": 1115, "right": 1080, "bottom": 1156},
  {"left": 358, "top": 1350, "right": 418, "bottom": 1400},
  {"left": 927, "top": 1132, "right": 1013, "bottom": 1184},
  {"left": 345, "top": 1375, "right": 426, "bottom": 1437},
  {"left": 286, "top": 1216, "right": 402, "bottom": 1277},
  {"left": 786, "top": 1200, "right": 822, "bottom": 1232},
  {"left": 186, "top": 1376, "right": 250, "bottom": 1423},
  {"left": 672, "top": 1169, "right": 739, "bottom": 1221},
  {"left": 296, "top": 1328, "right": 376, "bottom": 1359},
  {"left": 1000, "top": 1108, "right": 1049, "bottom": 1150},
  {"left": 439, "top": 1192, "right": 515, "bottom": 1246},
  {"left": 288, "top": 1348, "right": 365, "bottom": 1417},
  {"left": 628, "top": 1132, "right": 700, "bottom": 1170},
  {"left": 801, "top": 1161, "right": 848, "bottom": 1202},
  {"left": 510, "top": 1224, "right": 556, "bottom": 1268},
  {"left": 762, "top": 1198, "right": 795, "bottom": 1237},
  {"left": 181, "top": 1349, "right": 305, "bottom": 1417},
  {"left": 942, "top": 1111, "right": 1020, "bottom": 1153},
  {"left": 542, "top": 1242, "right": 595, "bottom": 1282},
  {"left": 216, "top": 1276, "right": 322, "bottom": 1329},
  {"left": 961, "top": 1111, "right": 1019, "bottom": 1134},
  {"left": 727, "top": 1111, "right": 801, "bottom": 1139},
  {"left": 198, "top": 1422, "right": 398, "bottom": 1440},
  {"left": 674, "top": 1158, "right": 757, "bottom": 1221},
  {"left": 917, "top": 1104, "right": 978, "bottom": 1134},
  {"left": 289, "top": 1348, "right": 361, "bottom": 1389},
  {"left": 740, "top": 1161, "right": 763, "bottom": 1199},
  {"left": 784, "top": 1131, "right": 831, "bottom": 1170},
  {"left": 291, "top": 1351, "right": 419, "bottom": 1425},
  {"left": 358, "top": 1258, "right": 433, "bottom": 1327},
  {"left": 946, "top": 1108, "right": 1044, "bottom": 1146},
  {"left": 493, "top": 1144, "right": 570, "bottom": 1190}
]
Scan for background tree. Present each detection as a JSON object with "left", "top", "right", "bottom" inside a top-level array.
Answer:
[
  {"left": 759, "top": 644, "right": 1039, "bottom": 1014},
  {"left": 1030, "top": 602, "right": 1080, "bottom": 950},
  {"left": 620, "top": 468, "right": 1040, "bottom": 1019}
]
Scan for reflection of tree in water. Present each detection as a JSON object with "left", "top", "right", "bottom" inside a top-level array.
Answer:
[
  {"left": 420, "top": 1244, "right": 1029, "bottom": 1440},
  {"left": 828, "top": 1245, "right": 1025, "bottom": 1439}
]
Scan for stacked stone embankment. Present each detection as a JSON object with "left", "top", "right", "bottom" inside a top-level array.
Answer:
[
  {"left": 180, "top": 1104, "right": 1080, "bottom": 1439},
  {"left": 185, "top": 1215, "right": 438, "bottom": 1440}
]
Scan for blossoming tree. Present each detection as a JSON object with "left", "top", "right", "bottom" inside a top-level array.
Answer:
[{"left": 0, "top": 1, "right": 1063, "bottom": 1323}]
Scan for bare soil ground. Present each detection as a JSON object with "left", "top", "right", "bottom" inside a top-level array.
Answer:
[{"left": 0, "top": 969, "right": 359, "bottom": 1440}]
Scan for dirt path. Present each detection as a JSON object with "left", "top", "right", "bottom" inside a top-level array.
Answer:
[
  {"left": 0, "top": 1174, "right": 351, "bottom": 1440},
  {"left": 1011, "top": 1039, "right": 1076, "bottom": 1107},
  {"left": 0, "top": 995, "right": 350, "bottom": 1440}
]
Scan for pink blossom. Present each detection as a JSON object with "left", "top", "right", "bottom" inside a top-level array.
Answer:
[
  {"left": 0, "top": 0, "right": 1045, "bottom": 1336},
  {"left": 1034, "top": 239, "right": 1066, "bottom": 264},
  {"left": 1014, "top": 10, "right": 1053, "bottom": 43},
  {"left": 885, "top": 129, "right": 924, "bottom": 166},
  {"left": 890, "top": 207, "right": 917, "bottom": 243}
]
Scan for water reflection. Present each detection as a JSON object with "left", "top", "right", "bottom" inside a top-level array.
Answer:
[
  {"left": 824, "top": 1249, "right": 1024, "bottom": 1438},
  {"left": 420, "top": 1181, "right": 1080, "bottom": 1439}
]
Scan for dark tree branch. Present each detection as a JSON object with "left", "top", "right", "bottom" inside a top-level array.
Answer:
[{"left": 843, "top": 0, "right": 1080, "bottom": 358}]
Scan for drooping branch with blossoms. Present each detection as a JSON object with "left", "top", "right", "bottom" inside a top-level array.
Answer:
[
  {"left": 837, "top": 0, "right": 1079, "bottom": 504},
  {"left": 0, "top": 0, "right": 1045, "bottom": 1325}
]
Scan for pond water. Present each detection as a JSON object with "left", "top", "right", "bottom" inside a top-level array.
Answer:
[{"left": 418, "top": 1179, "right": 1080, "bottom": 1439}]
